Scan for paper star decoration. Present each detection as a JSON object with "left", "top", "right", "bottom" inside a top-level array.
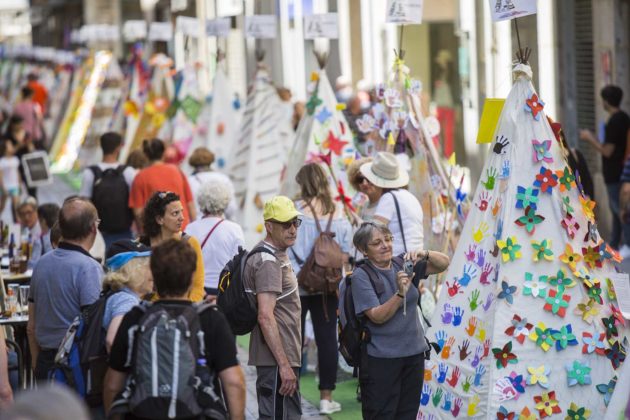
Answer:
[
  {"left": 315, "top": 106, "right": 332, "bottom": 124},
  {"left": 322, "top": 130, "right": 348, "bottom": 156},
  {"left": 525, "top": 93, "right": 545, "bottom": 121}
]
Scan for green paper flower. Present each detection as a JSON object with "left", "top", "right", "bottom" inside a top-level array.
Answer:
[
  {"left": 556, "top": 167, "right": 576, "bottom": 192},
  {"left": 545, "top": 290, "right": 570, "bottom": 314},
  {"left": 532, "top": 239, "right": 554, "bottom": 262},
  {"left": 516, "top": 186, "right": 540, "bottom": 209},
  {"left": 566, "top": 360, "right": 592, "bottom": 386},
  {"left": 530, "top": 322, "right": 555, "bottom": 352},
  {"left": 523, "top": 272, "right": 548, "bottom": 298},
  {"left": 547, "top": 269, "right": 575, "bottom": 293},
  {"left": 562, "top": 196, "right": 574, "bottom": 215},
  {"left": 515, "top": 206, "right": 545, "bottom": 234},
  {"left": 497, "top": 236, "right": 522, "bottom": 262},
  {"left": 566, "top": 403, "right": 591, "bottom": 420},
  {"left": 551, "top": 324, "right": 576, "bottom": 349},
  {"left": 306, "top": 94, "right": 323, "bottom": 115}
]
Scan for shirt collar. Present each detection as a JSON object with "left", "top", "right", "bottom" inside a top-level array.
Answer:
[{"left": 58, "top": 241, "right": 94, "bottom": 258}]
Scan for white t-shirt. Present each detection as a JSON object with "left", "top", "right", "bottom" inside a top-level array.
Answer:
[
  {"left": 0, "top": 157, "right": 21, "bottom": 190},
  {"left": 187, "top": 171, "right": 238, "bottom": 221},
  {"left": 374, "top": 189, "right": 424, "bottom": 255},
  {"left": 185, "top": 216, "right": 245, "bottom": 289},
  {"left": 79, "top": 163, "right": 137, "bottom": 197}
]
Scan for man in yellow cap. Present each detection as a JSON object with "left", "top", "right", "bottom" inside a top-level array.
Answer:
[{"left": 243, "top": 196, "right": 303, "bottom": 419}]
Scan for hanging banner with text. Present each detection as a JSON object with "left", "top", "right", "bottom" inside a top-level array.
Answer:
[
  {"left": 176, "top": 16, "right": 200, "bottom": 37},
  {"left": 489, "top": 0, "right": 537, "bottom": 22},
  {"left": 386, "top": 0, "right": 423, "bottom": 24},
  {"left": 304, "top": 13, "right": 338, "bottom": 39},
  {"left": 245, "top": 15, "right": 277, "bottom": 39},
  {"left": 123, "top": 20, "right": 147, "bottom": 41},
  {"left": 149, "top": 22, "right": 173, "bottom": 41},
  {"left": 206, "top": 18, "right": 231, "bottom": 37}
]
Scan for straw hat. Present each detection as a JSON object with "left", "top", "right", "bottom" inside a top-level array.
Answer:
[{"left": 359, "top": 152, "right": 409, "bottom": 189}]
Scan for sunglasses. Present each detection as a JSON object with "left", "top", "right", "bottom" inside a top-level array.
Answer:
[
  {"left": 158, "top": 191, "right": 175, "bottom": 199},
  {"left": 271, "top": 218, "right": 302, "bottom": 229},
  {"left": 356, "top": 176, "right": 370, "bottom": 185}
]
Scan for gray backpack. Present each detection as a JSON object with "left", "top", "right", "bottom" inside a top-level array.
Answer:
[{"left": 110, "top": 302, "right": 227, "bottom": 420}]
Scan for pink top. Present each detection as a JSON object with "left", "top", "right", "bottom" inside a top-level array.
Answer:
[{"left": 13, "top": 101, "right": 43, "bottom": 141}]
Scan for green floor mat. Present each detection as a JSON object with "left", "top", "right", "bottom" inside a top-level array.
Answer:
[{"left": 299, "top": 373, "right": 361, "bottom": 419}]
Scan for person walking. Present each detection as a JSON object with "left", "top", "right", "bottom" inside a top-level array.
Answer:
[
  {"left": 287, "top": 163, "right": 352, "bottom": 415},
  {"left": 244, "top": 196, "right": 303, "bottom": 419},
  {"left": 128, "top": 138, "right": 196, "bottom": 231},
  {"left": 0, "top": 139, "right": 21, "bottom": 221},
  {"left": 140, "top": 191, "right": 205, "bottom": 302},
  {"left": 12, "top": 87, "right": 44, "bottom": 147},
  {"left": 26, "top": 72, "right": 48, "bottom": 116},
  {"left": 185, "top": 181, "right": 244, "bottom": 303},
  {"left": 80, "top": 132, "right": 136, "bottom": 251},
  {"left": 581, "top": 85, "right": 630, "bottom": 256},
  {"left": 27, "top": 197, "right": 103, "bottom": 381}
]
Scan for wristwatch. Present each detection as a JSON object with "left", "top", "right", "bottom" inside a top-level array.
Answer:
[{"left": 396, "top": 292, "right": 405, "bottom": 299}]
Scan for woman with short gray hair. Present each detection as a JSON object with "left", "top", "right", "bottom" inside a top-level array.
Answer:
[
  {"left": 185, "top": 180, "right": 244, "bottom": 302},
  {"left": 350, "top": 222, "right": 449, "bottom": 420}
]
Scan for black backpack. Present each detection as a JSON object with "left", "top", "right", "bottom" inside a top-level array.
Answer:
[
  {"left": 216, "top": 246, "right": 275, "bottom": 335},
  {"left": 90, "top": 165, "right": 133, "bottom": 232},
  {"left": 51, "top": 290, "right": 120, "bottom": 407}
]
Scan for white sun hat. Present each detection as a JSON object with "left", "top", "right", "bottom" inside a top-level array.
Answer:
[{"left": 359, "top": 151, "right": 410, "bottom": 189}]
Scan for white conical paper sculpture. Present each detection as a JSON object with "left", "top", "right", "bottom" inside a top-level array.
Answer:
[
  {"left": 280, "top": 68, "right": 355, "bottom": 209},
  {"left": 229, "top": 64, "right": 292, "bottom": 247},
  {"left": 418, "top": 63, "right": 627, "bottom": 419},
  {"left": 185, "top": 64, "right": 243, "bottom": 173}
]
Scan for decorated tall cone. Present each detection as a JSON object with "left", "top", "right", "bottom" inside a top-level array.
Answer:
[
  {"left": 229, "top": 60, "right": 292, "bottom": 247},
  {"left": 418, "top": 63, "right": 627, "bottom": 419},
  {"left": 185, "top": 59, "right": 243, "bottom": 173},
  {"left": 280, "top": 53, "right": 355, "bottom": 219},
  {"left": 119, "top": 52, "right": 149, "bottom": 163}
]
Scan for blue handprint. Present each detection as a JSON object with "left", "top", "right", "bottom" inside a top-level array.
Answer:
[
  {"left": 493, "top": 219, "right": 504, "bottom": 241},
  {"left": 420, "top": 384, "right": 432, "bottom": 406},
  {"left": 441, "top": 303, "right": 453, "bottom": 324},
  {"left": 493, "top": 263, "right": 500, "bottom": 283},
  {"left": 499, "top": 159, "right": 510, "bottom": 179},
  {"left": 475, "top": 249, "right": 486, "bottom": 268},
  {"left": 474, "top": 364, "right": 486, "bottom": 386},
  {"left": 441, "top": 391, "right": 453, "bottom": 412},
  {"left": 435, "top": 330, "right": 448, "bottom": 350},
  {"left": 458, "top": 264, "right": 478, "bottom": 287},
  {"left": 453, "top": 307, "right": 465, "bottom": 326},
  {"left": 483, "top": 293, "right": 494, "bottom": 312},
  {"left": 471, "top": 345, "right": 482, "bottom": 368},
  {"left": 437, "top": 362, "right": 449, "bottom": 383}
]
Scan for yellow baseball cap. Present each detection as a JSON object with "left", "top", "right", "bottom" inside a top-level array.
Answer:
[{"left": 263, "top": 196, "right": 302, "bottom": 222}]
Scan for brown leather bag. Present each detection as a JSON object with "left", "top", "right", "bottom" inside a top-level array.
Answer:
[{"left": 295, "top": 203, "right": 344, "bottom": 295}]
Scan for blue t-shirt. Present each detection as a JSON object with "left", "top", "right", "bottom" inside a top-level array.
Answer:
[
  {"left": 102, "top": 288, "right": 140, "bottom": 330},
  {"left": 351, "top": 262, "right": 428, "bottom": 358},
  {"left": 30, "top": 243, "right": 103, "bottom": 349}
]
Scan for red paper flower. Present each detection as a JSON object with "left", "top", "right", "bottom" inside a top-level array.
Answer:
[
  {"left": 543, "top": 289, "right": 571, "bottom": 317},
  {"left": 323, "top": 130, "right": 348, "bottom": 156},
  {"left": 335, "top": 180, "right": 355, "bottom": 213},
  {"left": 533, "top": 390, "right": 561, "bottom": 418},
  {"left": 561, "top": 214, "right": 580, "bottom": 239},
  {"left": 534, "top": 167, "right": 558, "bottom": 194},
  {"left": 525, "top": 93, "right": 545, "bottom": 121},
  {"left": 492, "top": 341, "right": 518, "bottom": 369}
]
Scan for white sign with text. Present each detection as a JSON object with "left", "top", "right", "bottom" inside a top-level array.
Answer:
[
  {"left": 206, "top": 18, "right": 231, "bottom": 37},
  {"left": 489, "top": 0, "right": 537, "bottom": 22},
  {"left": 386, "top": 0, "right": 423, "bottom": 24},
  {"left": 245, "top": 15, "right": 277, "bottom": 39},
  {"left": 304, "top": 13, "right": 339, "bottom": 39}
]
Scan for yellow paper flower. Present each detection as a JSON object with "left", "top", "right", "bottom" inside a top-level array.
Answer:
[
  {"left": 579, "top": 195, "right": 596, "bottom": 222},
  {"left": 534, "top": 391, "right": 560, "bottom": 417},
  {"left": 574, "top": 298, "right": 600, "bottom": 324},
  {"left": 559, "top": 244, "right": 581, "bottom": 271},
  {"left": 310, "top": 71, "right": 320, "bottom": 82},
  {"left": 518, "top": 406, "right": 537, "bottom": 420},
  {"left": 335, "top": 103, "right": 346, "bottom": 111}
]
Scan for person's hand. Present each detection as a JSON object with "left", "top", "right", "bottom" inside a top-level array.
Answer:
[
  {"left": 204, "top": 294, "right": 217, "bottom": 304},
  {"left": 405, "top": 249, "right": 428, "bottom": 263},
  {"left": 278, "top": 364, "right": 297, "bottom": 396},
  {"left": 579, "top": 129, "right": 593, "bottom": 142},
  {"left": 396, "top": 271, "right": 410, "bottom": 296}
]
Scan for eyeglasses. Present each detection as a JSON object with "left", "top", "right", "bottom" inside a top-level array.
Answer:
[
  {"left": 271, "top": 218, "right": 302, "bottom": 229},
  {"left": 367, "top": 235, "right": 394, "bottom": 247},
  {"left": 356, "top": 176, "right": 369, "bottom": 185}
]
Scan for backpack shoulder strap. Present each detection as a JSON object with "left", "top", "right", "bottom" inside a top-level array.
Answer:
[
  {"left": 392, "top": 255, "right": 405, "bottom": 271},
  {"left": 387, "top": 191, "right": 407, "bottom": 253},
  {"left": 115, "top": 164, "right": 127, "bottom": 175},
  {"left": 305, "top": 201, "right": 322, "bottom": 233},
  {"left": 89, "top": 165, "right": 103, "bottom": 179},
  {"left": 354, "top": 263, "right": 381, "bottom": 296},
  {"left": 200, "top": 219, "right": 225, "bottom": 250},
  {"left": 181, "top": 232, "right": 191, "bottom": 242}
]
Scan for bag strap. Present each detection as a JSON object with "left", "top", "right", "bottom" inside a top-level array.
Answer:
[
  {"left": 200, "top": 219, "right": 225, "bottom": 249},
  {"left": 387, "top": 191, "right": 407, "bottom": 253},
  {"left": 305, "top": 201, "right": 322, "bottom": 233},
  {"left": 289, "top": 248, "right": 304, "bottom": 266},
  {"left": 324, "top": 210, "right": 334, "bottom": 233}
]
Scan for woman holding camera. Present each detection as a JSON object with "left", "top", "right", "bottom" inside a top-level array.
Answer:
[{"left": 351, "top": 222, "right": 449, "bottom": 420}]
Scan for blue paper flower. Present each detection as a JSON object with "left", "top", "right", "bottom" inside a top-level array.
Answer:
[{"left": 498, "top": 281, "right": 517, "bottom": 304}]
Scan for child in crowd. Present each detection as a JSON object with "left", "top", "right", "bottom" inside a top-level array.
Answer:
[{"left": 0, "top": 139, "right": 22, "bottom": 222}]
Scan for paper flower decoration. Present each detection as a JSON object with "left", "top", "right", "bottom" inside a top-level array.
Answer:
[
  {"left": 519, "top": 407, "right": 537, "bottom": 420},
  {"left": 556, "top": 167, "right": 576, "bottom": 192},
  {"left": 315, "top": 106, "right": 332, "bottom": 124},
  {"left": 566, "top": 360, "right": 591, "bottom": 386},
  {"left": 551, "top": 324, "right": 578, "bottom": 350},
  {"left": 559, "top": 244, "right": 581, "bottom": 271},
  {"left": 574, "top": 299, "right": 600, "bottom": 324},
  {"left": 492, "top": 341, "right": 518, "bottom": 369},
  {"left": 498, "top": 281, "right": 518, "bottom": 304},
  {"left": 497, "top": 405, "right": 516, "bottom": 420},
  {"left": 561, "top": 214, "right": 580, "bottom": 239},
  {"left": 523, "top": 272, "right": 547, "bottom": 298},
  {"left": 605, "top": 340, "right": 626, "bottom": 369},
  {"left": 547, "top": 269, "right": 575, "bottom": 293},
  {"left": 384, "top": 88, "right": 402, "bottom": 108},
  {"left": 305, "top": 93, "right": 323, "bottom": 115},
  {"left": 582, "top": 245, "right": 603, "bottom": 269},
  {"left": 533, "top": 167, "right": 558, "bottom": 193},
  {"left": 583, "top": 278, "right": 603, "bottom": 304},
  {"left": 562, "top": 196, "right": 574, "bottom": 215},
  {"left": 573, "top": 267, "right": 594, "bottom": 283},
  {"left": 527, "top": 365, "right": 551, "bottom": 388},
  {"left": 533, "top": 390, "right": 561, "bottom": 418},
  {"left": 516, "top": 186, "right": 540, "bottom": 209},
  {"left": 584, "top": 221, "right": 599, "bottom": 243},
  {"left": 602, "top": 315, "right": 619, "bottom": 340},
  {"left": 497, "top": 237, "right": 522, "bottom": 262},
  {"left": 566, "top": 403, "right": 591, "bottom": 420},
  {"left": 322, "top": 130, "right": 348, "bottom": 156},
  {"left": 529, "top": 322, "right": 555, "bottom": 352},
  {"left": 596, "top": 376, "right": 617, "bottom": 406},
  {"left": 531, "top": 239, "right": 553, "bottom": 261},
  {"left": 525, "top": 93, "right": 545, "bottom": 121},
  {"left": 532, "top": 139, "right": 553, "bottom": 163},
  {"left": 356, "top": 114, "right": 376, "bottom": 134},
  {"left": 515, "top": 206, "right": 545, "bottom": 234},
  {"left": 610, "top": 303, "right": 626, "bottom": 327},
  {"left": 579, "top": 195, "right": 596, "bottom": 222},
  {"left": 605, "top": 244, "right": 622, "bottom": 263},
  {"left": 582, "top": 331, "right": 607, "bottom": 355},
  {"left": 544, "top": 289, "right": 571, "bottom": 317},
  {"left": 505, "top": 314, "right": 533, "bottom": 344},
  {"left": 508, "top": 371, "right": 526, "bottom": 395}
]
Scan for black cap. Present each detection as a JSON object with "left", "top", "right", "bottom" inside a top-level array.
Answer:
[{"left": 106, "top": 239, "right": 152, "bottom": 261}]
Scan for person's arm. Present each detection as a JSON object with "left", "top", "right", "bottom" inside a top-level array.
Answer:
[
  {"left": 0, "top": 329, "right": 13, "bottom": 408},
  {"left": 363, "top": 271, "right": 409, "bottom": 324},
  {"left": 103, "top": 368, "right": 127, "bottom": 415},
  {"left": 187, "top": 236, "right": 205, "bottom": 302},
  {"left": 257, "top": 292, "right": 297, "bottom": 396},
  {"left": 579, "top": 129, "right": 615, "bottom": 158},
  {"left": 79, "top": 168, "right": 94, "bottom": 198},
  {"left": 218, "top": 366, "right": 246, "bottom": 420},
  {"left": 405, "top": 249, "right": 450, "bottom": 275},
  {"left": 27, "top": 302, "right": 40, "bottom": 368},
  {"left": 105, "top": 315, "right": 124, "bottom": 354},
  {"left": 133, "top": 208, "right": 143, "bottom": 233}
]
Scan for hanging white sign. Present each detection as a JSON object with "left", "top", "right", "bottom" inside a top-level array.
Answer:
[
  {"left": 244, "top": 15, "right": 277, "bottom": 39},
  {"left": 304, "top": 13, "right": 338, "bottom": 39},
  {"left": 171, "top": 0, "right": 187, "bottom": 13},
  {"left": 217, "top": 0, "right": 242, "bottom": 17},
  {"left": 386, "top": 0, "right": 423, "bottom": 24},
  {"left": 176, "top": 16, "right": 200, "bottom": 37},
  {"left": 489, "top": 0, "right": 537, "bottom": 22},
  {"left": 609, "top": 272, "right": 630, "bottom": 319},
  {"left": 206, "top": 18, "right": 231, "bottom": 37},
  {"left": 149, "top": 22, "right": 173, "bottom": 41},
  {"left": 123, "top": 20, "right": 147, "bottom": 40}
]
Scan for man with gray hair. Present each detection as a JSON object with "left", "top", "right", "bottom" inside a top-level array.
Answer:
[
  {"left": 185, "top": 180, "right": 244, "bottom": 302},
  {"left": 27, "top": 196, "right": 104, "bottom": 381}
]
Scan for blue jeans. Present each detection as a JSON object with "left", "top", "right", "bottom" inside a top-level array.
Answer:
[
  {"left": 605, "top": 182, "right": 630, "bottom": 248},
  {"left": 101, "top": 230, "right": 133, "bottom": 253}
]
